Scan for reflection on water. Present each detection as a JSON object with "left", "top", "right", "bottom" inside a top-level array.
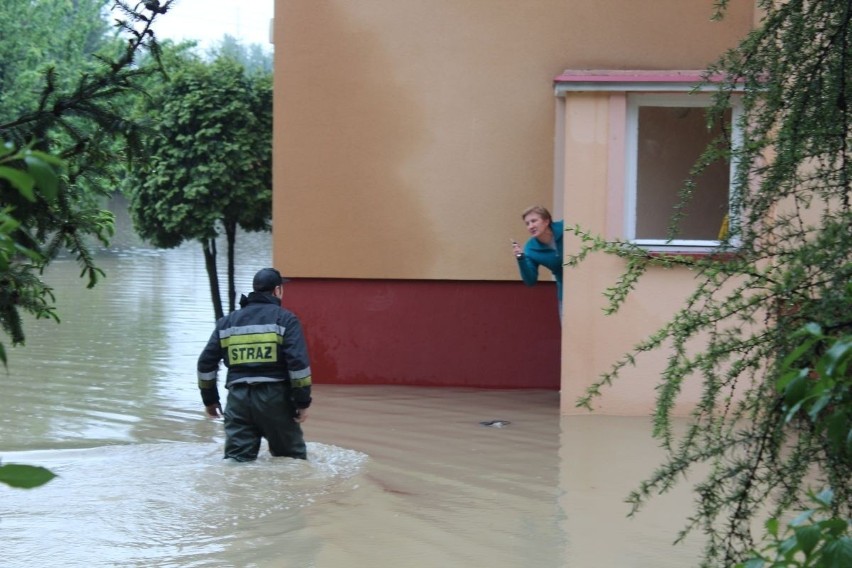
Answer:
[
  {"left": 559, "top": 415, "right": 705, "bottom": 567},
  {"left": 0, "top": 207, "right": 705, "bottom": 567},
  {"left": 0, "top": 238, "right": 262, "bottom": 452}
]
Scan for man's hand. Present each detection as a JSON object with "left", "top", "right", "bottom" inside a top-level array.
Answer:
[
  {"left": 205, "top": 402, "right": 222, "bottom": 418},
  {"left": 294, "top": 408, "right": 309, "bottom": 423}
]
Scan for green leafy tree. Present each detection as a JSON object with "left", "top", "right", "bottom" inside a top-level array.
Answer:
[
  {"left": 736, "top": 489, "right": 851, "bottom": 568},
  {"left": 732, "top": 329, "right": 851, "bottom": 568},
  {"left": 210, "top": 33, "right": 273, "bottom": 74},
  {"left": 0, "top": 143, "right": 64, "bottom": 366},
  {"left": 567, "top": 1, "right": 851, "bottom": 565},
  {"left": 0, "top": 0, "right": 113, "bottom": 123},
  {"left": 0, "top": 145, "right": 63, "bottom": 490},
  {"left": 1, "top": 0, "right": 172, "bottom": 346},
  {"left": 0, "top": 0, "right": 178, "bottom": 489},
  {"left": 127, "top": 51, "right": 273, "bottom": 320},
  {"left": 0, "top": 0, "right": 131, "bottom": 206}
]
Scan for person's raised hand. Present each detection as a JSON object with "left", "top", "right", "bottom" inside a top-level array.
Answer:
[{"left": 511, "top": 239, "right": 523, "bottom": 258}]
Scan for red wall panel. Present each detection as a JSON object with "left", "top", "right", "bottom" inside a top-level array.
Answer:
[{"left": 282, "top": 279, "right": 561, "bottom": 389}]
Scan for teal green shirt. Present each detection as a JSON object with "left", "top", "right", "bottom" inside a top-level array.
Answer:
[{"left": 516, "top": 220, "right": 563, "bottom": 301}]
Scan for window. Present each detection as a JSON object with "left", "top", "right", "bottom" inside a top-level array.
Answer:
[{"left": 625, "top": 94, "right": 741, "bottom": 251}]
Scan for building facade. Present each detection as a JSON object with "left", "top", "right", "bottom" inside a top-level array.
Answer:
[{"left": 271, "top": 1, "right": 756, "bottom": 411}]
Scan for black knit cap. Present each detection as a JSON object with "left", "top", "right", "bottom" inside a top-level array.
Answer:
[{"left": 252, "top": 268, "right": 288, "bottom": 292}]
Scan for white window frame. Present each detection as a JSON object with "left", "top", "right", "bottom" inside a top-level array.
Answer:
[{"left": 624, "top": 93, "right": 743, "bottom": 252}]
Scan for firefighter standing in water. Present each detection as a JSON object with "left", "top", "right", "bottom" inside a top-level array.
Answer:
[{"left": 197, "top": 268, "right": 313, "bottom": 461}]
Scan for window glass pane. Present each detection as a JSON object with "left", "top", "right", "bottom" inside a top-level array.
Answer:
[{"left": 635, "top": 106, "right": 731, "bottom": 240}]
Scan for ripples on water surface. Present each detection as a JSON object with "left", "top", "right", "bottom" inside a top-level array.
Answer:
[
  {"left": 0, "top": 211, "right": 704, "bottom": 567},
  {"left": 0, "top": 228, "right": 564, "bottom": 568},
  {"left": 2, "top": 442, "right": 368, "bottom": 568}
]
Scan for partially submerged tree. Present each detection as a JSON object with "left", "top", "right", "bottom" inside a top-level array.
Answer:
[
  {"left": 0, "top": 0, "right": 175, "bottom": 353},
  {"left": 0, "top": 0, "right": 177, "bottom": 489},
  {"left": 127, "top": 52, "right": 273, "bottom": 320},
  {"left": 567, "top": 1, "right": 850, "bottom": 565}
]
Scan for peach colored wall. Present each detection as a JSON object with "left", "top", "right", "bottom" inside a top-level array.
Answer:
[
  {"left": 558, "top": 1, "right": 753, "bottom": 70},
  {"left": 272, "top": 1, "right": 754, "bottom": 280},
  {"left": 556, "top": 94, "right": 688, "bottom": 415},
  {"left": 557, "top": 90, "right": 744, "bottom": 415},
  {"left": 273, "top": 0, "right": 570, "bottom": 280},
  {"left": 549, "top": 2, "right": 755, "bottom": 415},
  {"left": 272, "top": 1, "right": 757, "bottom": 411}
]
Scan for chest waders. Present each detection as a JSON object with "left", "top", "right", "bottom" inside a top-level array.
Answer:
[{"left": 223, "top": 382, "right": 307, "bottom": 461}]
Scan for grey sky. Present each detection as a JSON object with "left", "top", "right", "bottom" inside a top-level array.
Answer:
[{"left": 145, "top": 0, "right": 274, "bottom": 51}]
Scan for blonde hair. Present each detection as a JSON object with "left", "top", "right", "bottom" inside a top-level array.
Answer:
[{"left": 521, "top": 205, "right": 552, "bottom": 223}]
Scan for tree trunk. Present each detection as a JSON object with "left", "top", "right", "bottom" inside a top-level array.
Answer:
[
  {"left": 225, "top": 221, "right": 237, "bottom": 314},
  {"left": 202, "top": 238, "right": 224, "bottom": 321}
]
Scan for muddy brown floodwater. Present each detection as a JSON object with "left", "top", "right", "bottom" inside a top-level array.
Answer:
[{"left": 0, "top": 218, "right": 705, "bottom": 567}]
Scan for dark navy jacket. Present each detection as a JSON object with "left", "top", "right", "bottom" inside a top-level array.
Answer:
[{"left": 197, "top": 292, "right": 312, "bottom": 409}]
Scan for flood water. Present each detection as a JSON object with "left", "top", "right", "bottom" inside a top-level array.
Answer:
[{"left": 0, "top": 205, "right": 705, "bottom": 567}]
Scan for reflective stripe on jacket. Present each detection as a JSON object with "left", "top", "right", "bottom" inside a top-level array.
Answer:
[{"left": 197, "top": 291, "right": 312, "bottom": 408}]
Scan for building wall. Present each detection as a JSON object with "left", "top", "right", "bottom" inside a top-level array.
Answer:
[
  {"left": 282, "top": 278, "right": 560, "bottom": 388},
  {"left": 273, "top": 1, "right": 753, "bottom": 279},
  {"left": 274, "top": 0, "right": 573, "bottom": 280},
  {"left": 555, "top": 1, "right": 755, "bottom": 416},
  {"left": 271, "top": 1, "right": 755, "bottom": 399},
  {"left": 557, "top": 92, "right": 713, "bottom": 415}
]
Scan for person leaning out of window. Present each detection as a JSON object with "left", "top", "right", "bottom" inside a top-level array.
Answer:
[{"left": 511, "top": 205, "right": 564, "bottom": 322}]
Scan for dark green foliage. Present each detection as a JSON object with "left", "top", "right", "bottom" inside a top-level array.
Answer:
[
  {"left": 127, "top": 50, "right": 273, "bottom": 319},
  {"left": 567, "top": 1, "right": 851, "bottom": 565},
  {"left": 0, "top": 462, "right": 57, "bottom": 489},
  {"left": 776, "top": 325, "right": 851, "bottom": 460},
  {"left": 735, "top": 487, "right": 851, "bottom": 567},
  {"left": 0, "top": 143, "right": 65, "bottom": 365},
  {"left": 731, "top": 331, "right": 851, "bottom": 568},
  {"left": 129, "top": 55, "right": 272, "bottom": 246},
  {"left": 0, "top": 0, "right": 113, "bottom": 124},
  {"left": 0, "top": 1, "right": 175, "bottom": 361}
]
